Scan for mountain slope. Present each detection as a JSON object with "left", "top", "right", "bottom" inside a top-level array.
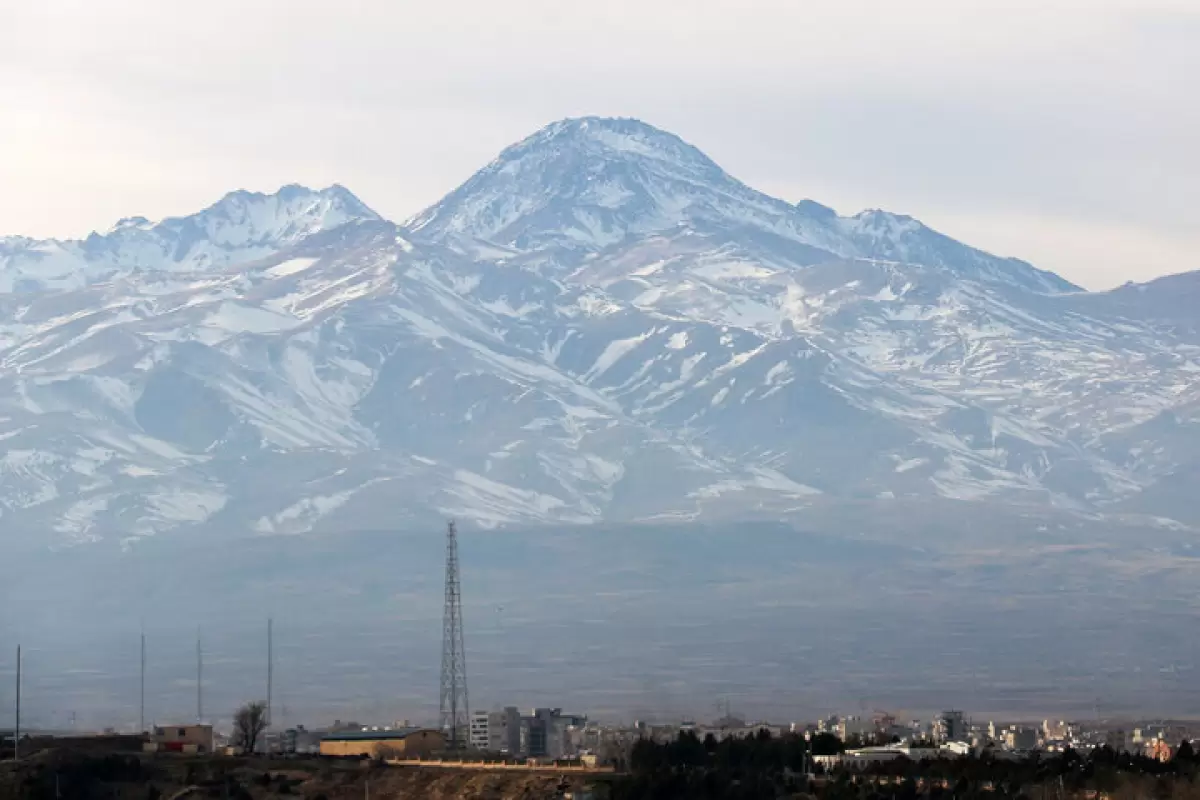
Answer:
[{"left": 0, "top": 119, "right": 1196, "bottom": 544}]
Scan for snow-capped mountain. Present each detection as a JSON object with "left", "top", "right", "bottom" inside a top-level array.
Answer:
[
  {"left": 1, "top": 117, "right": 1197, "bottom": 544},
  {"left": 0, "top": 184, "right": 377, "bottom": 293},
  {"left": 409, "top": 117, "right": 1074, "bottom": 295}
]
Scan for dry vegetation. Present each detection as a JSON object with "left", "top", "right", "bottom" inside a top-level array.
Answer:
[{"left": 0, "top": 750, "right": 593, "bottom": 800}]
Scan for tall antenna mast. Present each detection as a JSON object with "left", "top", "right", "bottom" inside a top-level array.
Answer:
[{"left": 439, "top": 520, "right": 469, "bottom": 749}]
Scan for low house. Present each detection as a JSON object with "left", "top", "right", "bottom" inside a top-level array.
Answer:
[
  {"left": 319, "top": 727, "right": 445, "bottom": 759},
  {"left": 147, "top": 724, "right": 214, "bottom": 754}
]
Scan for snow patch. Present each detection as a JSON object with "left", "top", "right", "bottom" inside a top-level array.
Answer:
[
  {"left": 265, "top": 257, "right": 319, "bottom": 278},
  {"left": 203, "top": 302, "right": 300, "bottom": 335},
  {"left": 255, "top": 478, "right": 387, "bottom": 534},
  {"left": 441, "top": 469, "right": 574, "bottom": 527},
  {"left": 584, "top": 333, "right": 651, "bottom": 382}
]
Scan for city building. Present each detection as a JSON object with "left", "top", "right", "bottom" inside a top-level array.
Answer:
[
  {"left": 935, "top": 711, "right": 966, "bottom": 743},
  {"left": 837, "top": 716, "right": 875, "bottom": 741},
  {"left": 470, "top": 707, "right": 522, "bottom": 753},
  {"left": 492, "top": 708, "right": 589, "bottom": 759},
  {"left": 470, "top": 711, "right": 491, "bottom": 751},
  {"left": 1004, "top": 726, "right": 1038, "bottom": 751},
  {"left": 1044, "top": 719, "right": 1068, "bottom": 740},
  {"left": 1105, "top": 728, "right": 1130, "bottom": 752},
  {"left": 146, "top": 724, "right": 214, "bottom": 754},
  {"left": 283, "top": 726, "right": 322, "bottom": 755},
  {"left": 941, "top": 741, "right": 973, "bottom": 756},
  {"left": 319, "top": 728, "right": 445, "bottom": 759}
]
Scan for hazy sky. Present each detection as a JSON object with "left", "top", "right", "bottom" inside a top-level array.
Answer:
[{"left": 1, "top": 0, "right": 1196, "bottom": 289}]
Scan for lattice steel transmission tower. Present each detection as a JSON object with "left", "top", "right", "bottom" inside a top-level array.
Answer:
[{"left": 439, "top": 520, "right": 469, "bottom": 749}]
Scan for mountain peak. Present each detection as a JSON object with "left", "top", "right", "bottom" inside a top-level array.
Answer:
[
  {"left": 796, "top": 199, "right": 839, "bottom": 220},
  {"left": 407, "top": 118, "right": 1079, "bottom": 294},
  {"left": 406, "top": 116, "right": 798, "bottom": 251},
  {"left": 2, "top": 183, "right": 381, "bottom": 292},
  {"left": 107, "top": 215, "right": 153, "bottom": 234},
  {"left": 840, "top": 208, "right": 1079, "bottom": 293},
  {"left": 200, "top": 183, "right": 378, "bottom": 226},
  {"left": 135, "top": 183, "right": 380, "bottom": 255},
  {"left": 495, "top": 116, "right": 723, "bottom": 175}
]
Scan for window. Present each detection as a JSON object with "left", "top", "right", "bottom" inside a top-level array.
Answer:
[{"left": 178, "top": 729, "right": 187, "bottom": 737}]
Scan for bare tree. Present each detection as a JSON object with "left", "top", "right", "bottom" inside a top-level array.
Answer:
[{"left": 233, "top": 701, "right": 268, "bottom": 754}]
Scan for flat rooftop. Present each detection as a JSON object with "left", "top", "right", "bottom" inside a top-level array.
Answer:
[{"left": 321, "top": 727, "right": 436, "bottom": 742}]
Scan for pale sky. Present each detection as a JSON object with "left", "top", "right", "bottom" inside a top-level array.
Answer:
[{"left": 1, "top": 0, "right": 1196, "bottom": 289}]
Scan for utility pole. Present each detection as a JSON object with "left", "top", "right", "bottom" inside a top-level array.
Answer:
[
  {"left": 196, "top": 629, "right": 203, "bottom": 724},
  {"left": 139, "top": 630, "right": 146, "bottom": 733},
  {"left": 267, "top": 617, "right": 273, "bottom": 753},
  {"left": 439, "top": 520, "right": 469, "bottom": 749},
  {"left": 14, "top": 645, "right": 21, "bottom": 761},
  {"left": 267, "top": 618, "right": 273, "bottom": 726}
]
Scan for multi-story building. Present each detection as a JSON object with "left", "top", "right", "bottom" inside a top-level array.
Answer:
[
  {"left": 522, "top": 713, "right": 546, "bottom": 757},
  {"left": 1004, "top": 726, "right": 1038, "bottom": 751},
  {"left": 501, "top": 708, "right": 586, "bottom": 758},
  {"left": 837, "top": 716, "right": 876, "bottom": 742},
  {"left": 935, "top": 711, "right": 966, "bottom": 743},
  {"left": 469, "top": 711, "right": 491, "bottom": 751},
  {"left": 1149, "top": 738, "right": 1173, "bottom": 762},
  {"left": 1043, "top": 719, "right": 1070, "bottom": 740},
  {"left": 470, "top": 707, "right": 522, "bottom": 753},
  {"left": 282, "top": 726, "right": 322, "bottom": 755},
  {"left": 470, "top": 705, "right": 588, "bottom": 759},
  {"left": 547, "top": 711, "right": 587, "bottom": 758}
]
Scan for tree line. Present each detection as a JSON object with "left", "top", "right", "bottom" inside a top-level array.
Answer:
[{"left": 609, "top": 730, "right": 1200, "bottom": 800}]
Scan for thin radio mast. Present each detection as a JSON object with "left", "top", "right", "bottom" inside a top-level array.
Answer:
[
  {"left": 196, "top": 628, "right": 203, "bottom": 724},
  {"left": 267, "top": 617, "right": 273, "bottom": 746},
  {"left": 14, "top": 645, "right": 22, "bottom": 761},
  {"left": 140, "top": 630, "right": 146, "bottom": 733}
]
